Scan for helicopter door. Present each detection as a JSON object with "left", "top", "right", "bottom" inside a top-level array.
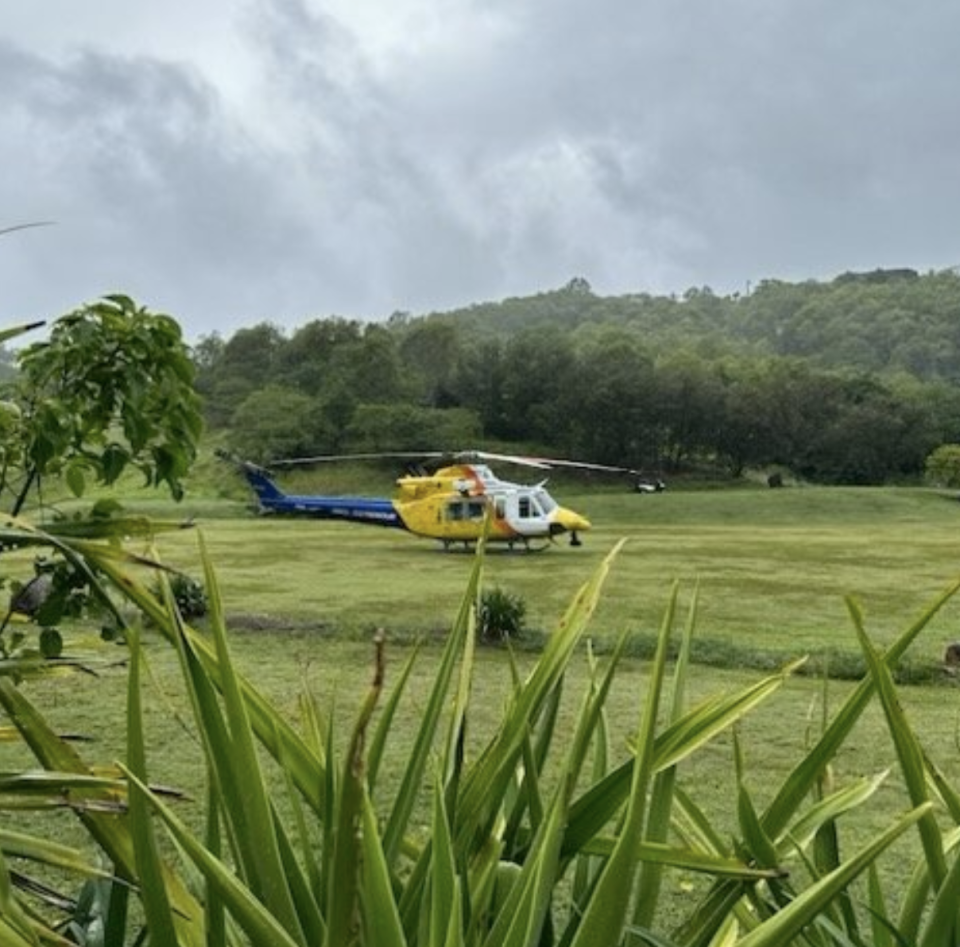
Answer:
[{"left": 503, "top": 491, "right": 551, "bottom": 536}]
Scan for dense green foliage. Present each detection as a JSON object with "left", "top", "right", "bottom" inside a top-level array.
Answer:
[
  {"left": 195, "top": 270, "right": 960, "bottom": 484},
  {"left": 3, "top": 297, "right": 203, "bottom": 511},
  {"left": 0, "top": 298, "right": 203, "bottom": 660}
]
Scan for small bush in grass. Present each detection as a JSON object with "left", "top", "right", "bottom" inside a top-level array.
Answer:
[
  {"left": 163, "top": 572, "right": 208, "bottom": 620},
  {"left": 478, "top": 586, "right": 526, "bottom": 642}
]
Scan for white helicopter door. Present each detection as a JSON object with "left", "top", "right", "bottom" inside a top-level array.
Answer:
[{"left": 501, "top": 490, "right": 552, "bottom": 537}]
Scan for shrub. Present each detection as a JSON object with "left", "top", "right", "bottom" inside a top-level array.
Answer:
[
  {"left": 165, "top": 572, "right": 208, "bottom": 620},
  {"left": 925, "top": 443, "right": 960, "bottom": 488},
  {"left": 477, "top": 585, "right": 526, "bottom": 642}
]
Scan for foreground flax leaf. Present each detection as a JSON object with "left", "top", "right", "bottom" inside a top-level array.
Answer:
[
  {"left": 359, "top": 792, "right": 407, "bottom": 947},
  {"left": 781, "top": 771, "right": 889, "bottom": 855},
  {"left": 918, "top": 845, "right": 960, "bottom": 947},
  {"left": 0, "top": 830, "right": 112, "bottom": 882},
  {"left": 120, "top": 768, "right": 303, "bottom": 947},
  {"left": 0, "top": 843, "right": 40, "bottom": 946},
  {"left": 76, "top": 543, "right": 327, "bottom": 811},
  {"left": 382, "top": 547, "right": 482, "bottom": 866},
  {"left": 633, "top": 586, "right": 699, "bottom": 933},
  {"left": 849, "top": 597, "right": 946, "bottom": 888},
  {"left": 681, "top": 578, "right": 960, "bottom": 947},
  {"left": 457, "top": 540, "right": 626, "bottom": 853},
  {"left": 482, "top": 662, "right": 603, "bottom": 947},
  {"left": 367, "top": 643, "right": 419, "bottom": 791},
  {"left": 428, "top": 775, "right": 458, "bottom": 947},
  {"left": 567, "top": 578, "right": 676, "bottom": 947},
  {"left": 0, "top": 677, "right": 206, "bottom": 946},
  {"left": 564, "top": 658, "right": 801, "bottom": 860},
  {"left": 867, "top": 862, "right": 896, "bottom": 947},
  {"left": 736, "top": 803, "right": 932, "bottom": 947},
  {"left": 327, "top": 634, "right": 384, "bottom": 947},
  {"left": 125, "top": 626, "right": 179, "bottom": 945},
  {"left": 197, "top": 536, "right": 310, "bottom": 945},
  {"left": 762, "top": 575, "right": 960, "bottom": 838}
]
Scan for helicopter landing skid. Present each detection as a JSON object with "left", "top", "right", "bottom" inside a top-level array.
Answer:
[{"left": 438, "top": 539, "right": 551, "bottom": 553}]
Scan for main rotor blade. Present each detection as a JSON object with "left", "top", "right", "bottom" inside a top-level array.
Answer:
[
  {"left": 268, "top": 452, "right": 445, "bottom": 468},
  {"left": 454, "top": 450, "right": 552, "bottom": 470},
  {"left": 267, "top": 450, "right": 640, "bottom": 475},
  {"left": 526, "top": 456, "right": 642, "bottom": 475}
]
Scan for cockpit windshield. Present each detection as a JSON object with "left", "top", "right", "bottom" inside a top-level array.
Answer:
[{"left": 534, "top": 488, "right": 557, "bottom": 514}]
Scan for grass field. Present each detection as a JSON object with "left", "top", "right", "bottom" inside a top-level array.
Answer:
[
  {"left": 9, "top": 479, "right": 960, "bottom": 927},
  {"left": 142, "top": 481, "right": 960, "bottom": 672}
]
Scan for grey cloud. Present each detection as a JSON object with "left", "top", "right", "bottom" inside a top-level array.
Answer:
[{"left": 3, "top": 0, "right": 960, "bottom": 336}]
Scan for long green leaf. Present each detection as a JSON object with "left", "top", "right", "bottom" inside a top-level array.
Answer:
[
  {"left": 578, "top": 837, "right": 783, "bottom": 881},
  {"left": 78, "top": 545, "right": 327, "bottom": 813},
  {"left": 0, "top": 830, "right": 112, "bottom": 880},
  {"left": 0, "top": 843, "right": 39, "bottom": 946},
  {"left": 571, "top": 645, "right": 609, "bottom": 910},
  {"left": 486, "top": 610, "right": 639, "bottom": 947},
  {"left": 781, "top": 771, "right": 888, "bottom": 854},
  {"left": 634, "top": 585, "right": 699, "bottom": 932},
  {"left": 762, "top": 575, "right": 960, "bottom": 838},
  {"left": 866, "top": 862, "right": 896, "bottom": 947},
  {"left": 119, "top": 767, "right": 303, "bottom": 947},
  {"left": 429, "top": 775, "right": 458, "bottom": 947},
  {"left": 458, "top": 540, "right": 626, "bottom": 851},
  {"left": 125, "top": 626, "right": 179, "bottom": 945},
  {"left": 849, "top": 597, "right": 946, "bottom": 887},
  {"left": 359, "top": 791, "right": 408, "bottom": 947},
  {"left": 735, "top": 804, "right": 932, "bottom": 947},
  {"left": 382, "top": 549, "right": 482, "bottom": 866},
  {"left": 918, "top": 844, "right": 960, "bottom": 947},
  {"left": 564, "top": 658, "right": 800, "bottom": 859},
  {"left": 197, "top": 537, "right": 309, "bottom": 944},
  {"left": 567, "top": 579, "right": 676, "bottom": 947},
  {"left": 0, "top": 677, "right": 206, "bottom": 945},
  {"left": 367, "top": 642, "right": 419, "bottom": 791},
  {"left": 681, "top": 578, "right": 960, "bottom": 947},
  {"left": 326, "top": 633, "right": 385, "bottom": 947}
]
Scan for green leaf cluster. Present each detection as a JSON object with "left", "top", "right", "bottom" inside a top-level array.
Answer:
[{"left": 11, "top": 295, "right": 203, "bottom": 506}]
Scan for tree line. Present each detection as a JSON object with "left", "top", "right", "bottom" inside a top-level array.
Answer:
[{"left": 194, "top": 270, "right": 960, "bottom": 484}]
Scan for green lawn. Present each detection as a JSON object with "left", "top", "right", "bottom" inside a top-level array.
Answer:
[
  {"left": 145, "top": 484, "right": 960, "bottom": 669},
  {"left": 7, "top": 482, "right": 960, "bottom": 926}
]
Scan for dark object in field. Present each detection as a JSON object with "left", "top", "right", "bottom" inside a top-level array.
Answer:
[
  {"left": 767, "top": 473, "right": 784, "bottom": 489},
  {"left": 10, "top": 574, "right": 53, "bottom": 616},
  {"left": 944, "top": 642, "right": 960, "bottom": 671}
]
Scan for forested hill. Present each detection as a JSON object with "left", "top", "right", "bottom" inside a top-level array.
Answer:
[
  {"left": 197, "top": 266, "right": 960, "bottom": 486},
  {"left": 432, "top": 269, "right": 960, "bottom": 381}
]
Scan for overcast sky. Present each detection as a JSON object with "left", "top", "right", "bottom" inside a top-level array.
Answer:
[{"left": 2, "top": 1, "right": 959, "bottom": 341}]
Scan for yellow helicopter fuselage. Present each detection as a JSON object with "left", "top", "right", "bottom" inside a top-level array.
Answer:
[{"left": 393, "top": 463, "right": 590, "bottom": 547}]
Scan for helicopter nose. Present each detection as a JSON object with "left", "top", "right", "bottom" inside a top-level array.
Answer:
[{"left": 550, "top": 507, "right": 591, "bottom": 535}]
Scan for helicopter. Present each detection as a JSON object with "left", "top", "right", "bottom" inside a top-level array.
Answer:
[{"left": 225, "top": 450, "right": 656, "bottom": 551}]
